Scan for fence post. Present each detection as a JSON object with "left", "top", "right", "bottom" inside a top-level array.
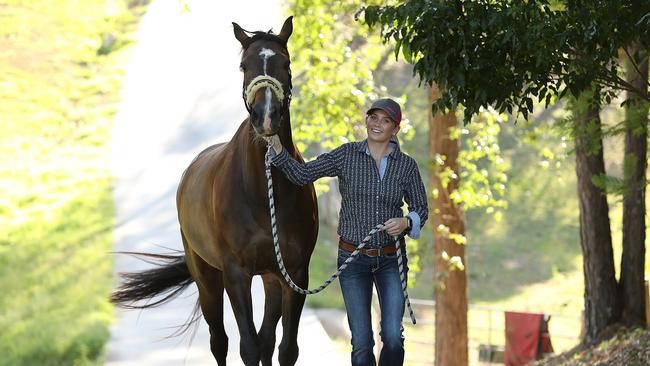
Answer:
[{"left": 488, "top": 309, "right": 492, "bottom": 347}]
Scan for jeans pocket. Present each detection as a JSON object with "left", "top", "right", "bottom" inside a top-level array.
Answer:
[{"left": 337, "top": 248, "right": 352, "bottom": 266}]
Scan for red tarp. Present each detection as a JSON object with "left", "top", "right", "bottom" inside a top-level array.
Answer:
[{"left": 504, "top": 311, "right": 553, "bottom": 366}]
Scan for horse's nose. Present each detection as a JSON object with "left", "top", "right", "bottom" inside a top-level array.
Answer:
[
  {"left": 251, "top": 103, "right": 263, "bottom": 123},
  {"left": 250, "top": 103, "right": 273, "bottom": 132},
  {"left": 269, "top": 106, "right": 278, "bottom": 120},
  {"left": 252, "top": 102, "right": 278, "bottom": 120}
]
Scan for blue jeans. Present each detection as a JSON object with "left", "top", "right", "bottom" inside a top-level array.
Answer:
[{"left": 338, "top": 248, "right": 408, "bottom": 366}]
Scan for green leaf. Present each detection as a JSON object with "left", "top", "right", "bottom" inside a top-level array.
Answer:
[{"left": 402, "top": 39, "right": 412, "bottom": 63}]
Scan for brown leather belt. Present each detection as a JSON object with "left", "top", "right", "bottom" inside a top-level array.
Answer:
[{"left": 338, "top": 238, "right": 405, "bottom": 257}]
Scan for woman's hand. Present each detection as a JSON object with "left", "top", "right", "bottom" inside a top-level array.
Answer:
[
  {"left": 265, "top": 135, "right": 282, "bottom": 154},
  {"left": 383, "top": 217, "right": 409, "bottom": 236}
]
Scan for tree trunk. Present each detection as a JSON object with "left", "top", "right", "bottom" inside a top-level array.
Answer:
[
  {"left": 573, "top": 90, "right": 620, "bottom": 345},
  {"left": 429, "top": 84, "right": 468, "bottom": 366},
  {"left": 620, "top": 41, "right": 648, "bottom": 327}
]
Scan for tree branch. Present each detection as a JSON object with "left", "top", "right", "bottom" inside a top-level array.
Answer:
[
  {"left": 623, "top": 46, "right": 650, "bottom": 89},
  {"left": 597, "top": 71, "right": 650, "bottom": 101}
]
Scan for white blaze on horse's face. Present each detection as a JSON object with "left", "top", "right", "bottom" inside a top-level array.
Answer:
[
  {"left": 259, "top": 47, "right": 276, "bottom": 133},
  {"left": 259, "top": 47, "right": 276, "bottom": 73}
]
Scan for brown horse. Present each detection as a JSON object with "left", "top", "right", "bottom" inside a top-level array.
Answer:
[{"left": 111, "top": 16, "right": 318, "bottom": 366}]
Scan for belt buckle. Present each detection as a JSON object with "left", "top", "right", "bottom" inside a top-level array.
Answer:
[{"left": 365, "top": 248, "right": 380, "bottom": 257}]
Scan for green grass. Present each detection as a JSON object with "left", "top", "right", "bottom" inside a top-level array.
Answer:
[
  {"left": 466, "top": 120, "right": 582, "bottom": 303},
  {"left": 0, "top": 1, "right": 147, "bottom": 365}
]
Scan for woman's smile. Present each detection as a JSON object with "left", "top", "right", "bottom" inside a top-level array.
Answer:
[{"left": 366, "top": 110, "right": 398, "bottom": 143}]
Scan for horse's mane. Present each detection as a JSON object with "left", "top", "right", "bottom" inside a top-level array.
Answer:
[{"left": 240, "top": 30, "right": 287, "bottom": 51}]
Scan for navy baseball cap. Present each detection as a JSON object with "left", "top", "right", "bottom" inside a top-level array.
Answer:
[{"left": 367, "top": 98, "right": 402, "bottom": 126}]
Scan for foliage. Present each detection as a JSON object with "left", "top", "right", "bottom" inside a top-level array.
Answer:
[
  {"left": 361, "top": 0, "right": 649, "bottom": 282},
  {"left": 363, "top": 0, "right": 650, "bottom": 121},
  {"left": 287, "top": 0, "right": 395, "bottom": 155},
  {"left": 285, "top": 0, "right": 420, "bottom": 306},
  {"left": 360, "top": 0, "right": 650, "bottom": 351},
  {"left": 293, "top": 11, "right": 644, "bottom": 356},
  {"left": 591, "top": 162, "right": 630, "bottom": 198},
  {"left": 287, "top": 0, "right": 511, "bottom": 268},
  {"left": 431, "top": 106, "right": 510, "bottom": 273},
  {"left": 455, "top": 107, "right": 509, "bottom": 213},
  {"left": 0, "top": 1, "right": 147, "bottom": 365},
  {"left": 286, "top": 4, "right": 648, "bottom": 360},
  {"left": 466, "top": 114, "right": 581, "bottom": 299}
]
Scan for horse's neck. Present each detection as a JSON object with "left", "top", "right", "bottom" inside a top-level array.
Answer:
[
  {"left": 278, "top": 116, "right": 296, "bottom": 155},
  {"left": 236, "top": 115, "right": 295, "bottom": 178}
]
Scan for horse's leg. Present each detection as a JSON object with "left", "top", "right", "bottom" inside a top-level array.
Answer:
[
  {"left": 183, "top": 238, "right": 228, "bottom": 365},
  {"left": 278, "top": 268, "right": 307, "bottom": 366},
  {"left": 197, "top": 277, "right": 228, "bottom": 365},
  {"left": 259, "top": 274, "right": 283, "bottom": 366},
  {"left": 223, "top": 259, "right": 259, "bottom": 366},
  {"left": 196, "top": 272, "right": 229, "bottom": 364}
]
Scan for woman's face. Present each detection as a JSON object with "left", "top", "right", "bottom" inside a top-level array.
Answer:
[{"left": 365, "top": 109, "right": 399, "bottom": 144}]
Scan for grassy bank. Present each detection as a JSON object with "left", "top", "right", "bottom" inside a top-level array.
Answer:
[
  {"left": 534, "top": 327, "right": 650, "bottom": 366},
  {"left": 0, "top": 1, "right": 146, "bottom": 365}
]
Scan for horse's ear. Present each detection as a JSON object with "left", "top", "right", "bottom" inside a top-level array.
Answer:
[
  {"left": 278, "top": 16, "right": 293, "bottom": 43},
  {"left": 232, "top": 22, "right": 249, "bottom": 46}
]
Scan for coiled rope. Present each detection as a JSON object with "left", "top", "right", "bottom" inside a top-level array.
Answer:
[{"left": 264, "top": 146, "right": 416, "bottom": 324}]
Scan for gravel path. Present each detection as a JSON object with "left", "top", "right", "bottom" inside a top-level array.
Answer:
[{"left": 106, "top": 1, "right": 346, "bottom": 364}]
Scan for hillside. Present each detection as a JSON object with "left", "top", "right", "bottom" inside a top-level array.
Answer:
[{"left": 0, "top": 1, "right": 146, "bottom": 365}]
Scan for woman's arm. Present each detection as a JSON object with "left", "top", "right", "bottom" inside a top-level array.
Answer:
[
  {"left": 383, "top": 159, "right": 428, "bottom": 238},
  {"left": 403, "top": 161, "right": 429, "bottom": 239},
  {"left": 266, "top": 136, "right": 345, "bottom": 186}
]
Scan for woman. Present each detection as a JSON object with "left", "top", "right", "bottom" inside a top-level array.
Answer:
[{"left": 266, "top": 98, "right": 428, "bottom": 366}]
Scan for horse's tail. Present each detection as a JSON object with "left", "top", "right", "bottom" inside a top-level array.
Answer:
[{"left": 110, "top": 252, "right": 195, "bottom": 309}]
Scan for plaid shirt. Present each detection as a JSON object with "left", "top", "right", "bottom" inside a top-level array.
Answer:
[{"left": 271, "top": 140, "right": 429, "bottom": 248}]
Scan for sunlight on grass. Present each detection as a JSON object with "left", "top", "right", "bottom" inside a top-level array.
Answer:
[
  {"left": 0, "top": 184, "right": 114, "bottom": 366},
  {"left": 0, "top": 1, "right": 147, "bottom": 365},
  {"left": 402, "top": 266, "right": 585, "bottom": 365},
  {"left": 471, "top": 261, "right": 584, "bottom": 351}
]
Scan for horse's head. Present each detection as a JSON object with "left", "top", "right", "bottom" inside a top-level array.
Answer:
[{"left": 233, "top": 16, "right": 293, "bottom": 137}]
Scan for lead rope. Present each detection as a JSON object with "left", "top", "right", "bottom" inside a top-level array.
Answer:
[{"left": 264, "top": 146, "right": 416, "bottom": 324}]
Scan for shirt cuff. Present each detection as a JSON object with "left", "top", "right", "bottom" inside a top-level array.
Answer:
[
  {"left": 270, "top": 146, "right": 289, "bottom": 166},
  {"left": 407, "top": 211, "right": 421, "bottom": 239}
]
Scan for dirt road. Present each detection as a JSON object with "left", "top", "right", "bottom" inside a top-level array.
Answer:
[{"left": 106, "top": 1, "right": 346, "bottom": 364}]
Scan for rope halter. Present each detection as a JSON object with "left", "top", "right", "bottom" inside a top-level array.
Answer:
[{"left": 242, "top": 75, "right": 287, "bottom": 113}]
